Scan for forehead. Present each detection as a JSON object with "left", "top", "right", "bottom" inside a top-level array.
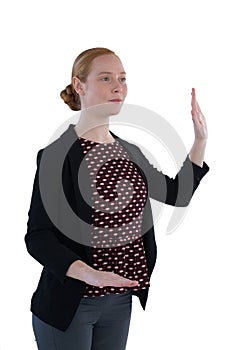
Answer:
[{"left": 89, "top": 54, "right": 125, "bottom": 74}]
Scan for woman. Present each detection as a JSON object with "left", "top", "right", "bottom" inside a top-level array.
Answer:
[{"left": 25, "top": 47, "right": 209, "bottom": 350}]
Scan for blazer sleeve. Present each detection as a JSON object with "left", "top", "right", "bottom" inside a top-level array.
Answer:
[
  {"left": 25, "top": 149, "right": 83, "bottom": 285},
  {"left": 134, "top": 145, "right": 209, "bottom": 207}
]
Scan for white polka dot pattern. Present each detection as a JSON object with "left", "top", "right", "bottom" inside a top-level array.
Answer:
[{"left": 78, "top": 136, "right": 150, "bottom": 297}]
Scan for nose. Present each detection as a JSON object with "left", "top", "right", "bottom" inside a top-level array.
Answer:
[{"left": 111, "top": 79, "right": 123, "bottom": 93}]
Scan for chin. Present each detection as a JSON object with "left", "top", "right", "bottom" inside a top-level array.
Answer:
[
  {"left": 87, "top": 102, "right": 123, "bottom": 118},
  {"left": 107, "top": 102, "right": 124, "bottom": 116}
]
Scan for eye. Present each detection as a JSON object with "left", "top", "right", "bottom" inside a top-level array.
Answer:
[
  {"left": 100, "top": 76, "right": 110, "bottom": 81},
  {"left": 120, "top": 77, "right": 126, "bottom": 83}
]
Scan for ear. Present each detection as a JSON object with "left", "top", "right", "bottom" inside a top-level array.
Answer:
[{"left": 72, "top": 77, "right": 86, "bottom": 96}]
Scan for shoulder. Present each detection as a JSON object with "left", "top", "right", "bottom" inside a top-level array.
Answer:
[{"left": 35, "top": 124, "right": 76, "bottom": 166}]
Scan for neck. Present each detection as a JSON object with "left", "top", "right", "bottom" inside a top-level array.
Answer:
[{"left": 74, "top": 109, "right": 113, "bottom": 142}]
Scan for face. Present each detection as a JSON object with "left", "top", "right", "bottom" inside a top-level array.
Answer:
[{"left": 73, "top": 54, "right": 127, "bottom": 115}]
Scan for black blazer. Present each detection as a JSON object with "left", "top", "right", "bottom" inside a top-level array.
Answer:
[{"left": 25, "top": 124, "right": 209, "bottom": 331}]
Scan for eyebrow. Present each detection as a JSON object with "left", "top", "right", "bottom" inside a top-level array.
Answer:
[{"left": 97, "top": 71, "right": 126, "bottom": 75}]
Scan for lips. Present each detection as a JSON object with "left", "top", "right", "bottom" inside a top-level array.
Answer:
[{"left": 109, "top": 99, "right": 122, "bottom": 102}]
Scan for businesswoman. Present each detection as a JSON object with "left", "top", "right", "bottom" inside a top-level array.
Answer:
[{"left": 25, "top": 47, "right": 209, "bottom": 350}]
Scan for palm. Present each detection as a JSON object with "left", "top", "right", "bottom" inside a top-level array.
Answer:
[{"left": 191, "top": 88, "right": 208, "bottom": 141}]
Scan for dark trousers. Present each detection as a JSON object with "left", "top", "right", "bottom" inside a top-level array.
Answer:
[{"left": 32, "top": 290, "right": 132, "bottom": 350}]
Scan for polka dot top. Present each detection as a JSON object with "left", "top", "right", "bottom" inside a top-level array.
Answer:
[{"left": 78, "top": 136, "right": 150, "bottom": 297}]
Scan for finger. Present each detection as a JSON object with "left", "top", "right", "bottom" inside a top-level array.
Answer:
[
  {"left": 191, "top": 88, "right": 205, "bottom": 122},
  {"left": 115, "top": 275, "right": 138, "bottom": 285},
  {"left": 192, "top": 89, "right": 205, "bottom": 116},
  {"left": 103, "top": 272, "right": 138, "bottom": 287},
  {"left": 192, "top": 87, "right": 200, "bottom": 111},
  {"left": 107, "top": 280, "right": 138, "bottom": 287},
  {"left": 194, "top": 101, "right": 205, "bottom": 124},
  {"left": 191, "top": 110, "right": 199, "bottom": 124},
  {"left": 196, "top": 100, "right": 205, "bottom": 119},
  {"left": 191, "top": 109, "right": 203, "bottom": 124},
  {"left": 191, "top": 90, "right": 199, "bottom": 118},
  {"left": 191, "top": 88, "right": 196, "bottom": 109}
]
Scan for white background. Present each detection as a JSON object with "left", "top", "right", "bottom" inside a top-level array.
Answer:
[{"left": 1, "top": 0, "right": 232, "bottom": 349}]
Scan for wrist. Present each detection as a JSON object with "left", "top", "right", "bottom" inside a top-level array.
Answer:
[
  {"left": 194, "top": 138, "right": 207, "bottom": 145},
  {"left": 66, "top": 259, "right": 92, "bottom": 281},
  {"left": 76, "top": 260, "right": 93, "bottom": 281}
]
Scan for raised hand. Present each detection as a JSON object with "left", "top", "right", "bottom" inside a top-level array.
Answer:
[
  {"left": 191, "top": 87, "right": 208, "bottom": 141},
  {"left": 189, "top": 88, "right": 208, "bottom": 167}
]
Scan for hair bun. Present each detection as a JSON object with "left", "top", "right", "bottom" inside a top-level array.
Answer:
[{"left": 60, "top": 84, "right": 81, "bottom": 111}]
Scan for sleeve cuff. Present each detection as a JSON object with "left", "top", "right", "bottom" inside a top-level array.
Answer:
[{"left": 190, "top": 159, "right": 210, "bottom": 173}]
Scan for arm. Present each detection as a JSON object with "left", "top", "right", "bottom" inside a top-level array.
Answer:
[
  {"left": 136, "top": 149, "right": 209, "bottom": 207},
  {"left": 134, "top": 88, "right": 209, "bottom": 207},
  {"left": 189, "top": 139, "right": 207, "bottom": 167},
  {"left": 25, "top": 149, "right": 83, "bottom": 285}
]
